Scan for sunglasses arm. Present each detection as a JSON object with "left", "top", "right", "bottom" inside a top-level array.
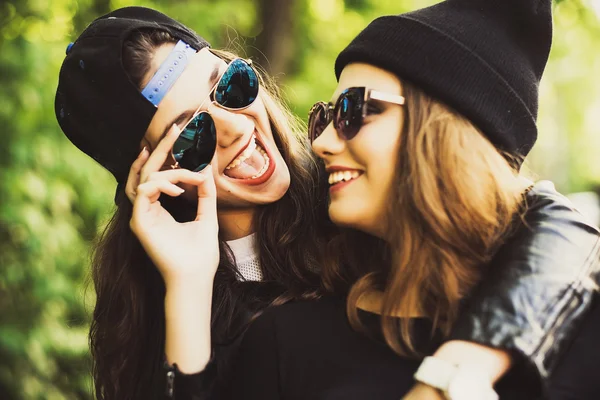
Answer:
[{"left": 369, "top": 90, "right": 406, "bottom": 106}]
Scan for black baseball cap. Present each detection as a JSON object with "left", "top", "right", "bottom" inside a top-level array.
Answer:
[{"left": 55, "top": 7, "right": 210, "bottom": 185}]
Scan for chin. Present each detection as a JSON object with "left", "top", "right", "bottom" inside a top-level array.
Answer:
[
  {"left": 328, "top": 205, "right": 359, "bottom": 229},
  {"left": 329, "top": 204, "right": 382, "bottom": 237},
  {"left": 217, "top": 163, "right": 291, "bottom": 208}
]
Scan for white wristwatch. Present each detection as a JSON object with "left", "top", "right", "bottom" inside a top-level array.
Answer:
[{"left": 413, "top": 356, "right": 499, "bottom": 400}]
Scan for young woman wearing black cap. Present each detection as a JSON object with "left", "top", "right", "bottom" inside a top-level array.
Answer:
[
  {"left": 54, "top": 4, "right": 600, "bottom": 400},
  {"left": 57, "top": 7, "right": 326, "bottom": 399},
  {"left": 208, "top": 0, "right": 600, "bottom": 399}
]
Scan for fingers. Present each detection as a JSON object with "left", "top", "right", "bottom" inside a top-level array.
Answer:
[
  {"left": 126, "top": 147, "right": 150, "bottom": 203},
  {"left": 195, "top": 165, "right": 218, "bottom": 222},
  {"left": 142, "top": 168, "right": 204, "bottom": 185},
  {"left": 137, "top": 170, "right": 208, "bottom": 201},
  {"left": 132, "top": 171, "right": 208, "bottom": 226},
  {"left": 140, "top": 124, "right": 182, "bottom": 183},
  {"left": 131, "top": 180, "right": 172, "bottom": 232},
  {"left": 136, "top": 180, "right": 185, "bottom": 203},
  {"left": 132, "top": 168, "right": 210, "bottom": 208}
]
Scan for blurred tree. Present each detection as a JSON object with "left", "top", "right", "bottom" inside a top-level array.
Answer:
[
  {"left": 72, "top": 0, "right": 111, "bottom": 34},
  {"left": 250, "top": 0, "right": 298, "bottom": 76},
  {"left": 0, "top": 0, "right": 113, "bottom": 398}
]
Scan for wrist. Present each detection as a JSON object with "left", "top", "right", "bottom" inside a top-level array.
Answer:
[
  {"left": 433, "top": 341, "right": 511, "bottom": 383},
  {"left": 164, "top": 281, "right": 214, "bottom": 317},
  {"left": 408, "top": 382, "right": 445, "bottom": 399},
  {"left": 164, "top": 272, "right": 215, "bottom": 295},
  {"left": 414, "top": 356, "right": 498, "bottom": 400}
]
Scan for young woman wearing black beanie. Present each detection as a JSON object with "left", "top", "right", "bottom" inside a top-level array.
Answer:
[
  {"left": 54, "top": 3, "right": 600, "bottom": 400},
  {"left": 208, "top": 0, "right": 600, "bottom": 399}
]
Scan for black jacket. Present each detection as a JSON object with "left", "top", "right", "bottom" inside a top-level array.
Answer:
[
  {"left": 170, "top": 180, "right": 600, "bottom": 399},
  {"left": 451, "top": 181, "right": 600, "bottom": 381}
]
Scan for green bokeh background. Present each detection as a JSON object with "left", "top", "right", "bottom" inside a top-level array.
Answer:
[{"left": 1, "top": 0, "right": 599, "bottom": 398}]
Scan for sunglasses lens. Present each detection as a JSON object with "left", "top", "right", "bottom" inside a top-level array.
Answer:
[
  {"left": 214, "top": 59, "right": 259, "bottom": 109},
  {"left": 335, "top": 88, "right": 364, "bottom": 140},
  {"left": 173, "top": 112, "right": 217, "bottom": 172},
  {"left": 308, "top": 103, "right": 329, "bottom": 143}
]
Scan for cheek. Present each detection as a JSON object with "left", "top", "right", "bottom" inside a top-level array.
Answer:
[
  {"left": 330, "top": 128, "right": 399, "bottom": 235},
  {"left": 362, "top": 121, "right": 400, "bottom": 188},
  {"left": 368, "top": 145, "right": 397, "bottom": 194},
  {"left": 363, "top": 143, "right": 397, "bottom": 223}
]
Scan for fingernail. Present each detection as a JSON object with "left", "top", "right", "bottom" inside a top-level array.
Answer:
[
  {"left": 139, "top": 146, "right": 148, "bottom": 157},
  {"left": 176, "top": 187, "right": 185, "bottom": 194}
]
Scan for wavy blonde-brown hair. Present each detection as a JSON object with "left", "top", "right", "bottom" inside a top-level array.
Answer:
[{"left": 321, "top": 80, "right": 528, "bottom": 356}]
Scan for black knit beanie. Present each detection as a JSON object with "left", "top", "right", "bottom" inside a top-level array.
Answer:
[
  {"left": 335, "top": 0, "right": 553, "bottom": 162},
  {"left": 55, "top": 7, "right": 210, "bottom": 185}
]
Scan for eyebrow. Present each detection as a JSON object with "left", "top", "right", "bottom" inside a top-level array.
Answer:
[{"left": 157, "top": 61, "right": 223, "bottom": 143}]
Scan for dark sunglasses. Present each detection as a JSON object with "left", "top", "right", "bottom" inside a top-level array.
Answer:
[
  {"left": 308, "top": 87, "right": 405, "bottom": 144},
  {"left": 172, "top": 57, "right": 259, "bottom": 172}
]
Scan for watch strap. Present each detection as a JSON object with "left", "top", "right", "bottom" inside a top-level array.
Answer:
[
  {"left": 414, "top": 356, "right": 458, "bottom": 392},
  {"left": 414, "top": 356, "right": 499, "bottom": 400}
]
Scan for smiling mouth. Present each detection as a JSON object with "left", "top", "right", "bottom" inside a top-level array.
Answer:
[
  {"left": 328, "top": 170, "right": 362, "bottom": 186},
  {"left": 224, "top": 134, "right": 271, "bottom": 180}
]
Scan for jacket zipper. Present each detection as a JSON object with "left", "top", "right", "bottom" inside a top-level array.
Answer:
[{"left": 166, "top": 368, "right": 175, "bottom": 398}]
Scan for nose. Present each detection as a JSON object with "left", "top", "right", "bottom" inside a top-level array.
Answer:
[
  {"left": 208, "top": 102, "right": 252, "bottom": 148},
  {"left": 311, "top": 122, "right": 345, "bottom": 160}
]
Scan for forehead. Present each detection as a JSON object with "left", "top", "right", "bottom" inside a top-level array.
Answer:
[
  {"left": 146, "top": 47, "right": 225, "bottom": 138},
  {"left": 332, "top": 63, "right": 402, "bottom": 102}
]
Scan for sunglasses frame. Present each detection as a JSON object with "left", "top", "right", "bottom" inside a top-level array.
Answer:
[
  {"left": 308, "top": 87, "right": 406, "bottom": 143},
  {"left": 170, "top": 55, "right": 259, "bottom": 170}
]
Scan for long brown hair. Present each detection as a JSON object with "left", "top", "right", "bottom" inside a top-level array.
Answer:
[
  {"left": 321, "top": 80, "right": 528, "bottom": 356},
  {"left": 89, "top": 30, "right": 327, "bottom": 400}
]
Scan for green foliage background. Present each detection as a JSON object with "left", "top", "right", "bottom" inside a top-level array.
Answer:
[{"left": 0, "top": 0, "right": 599, "bottom": 398}]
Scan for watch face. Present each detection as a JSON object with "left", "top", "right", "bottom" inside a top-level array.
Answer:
[{"left": 446, "top": 369, "right": 498, "bottom": 400}]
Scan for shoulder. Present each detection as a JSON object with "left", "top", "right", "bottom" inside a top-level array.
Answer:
[
  {"left": 525, "top": 180, "right": 599, "bottom": 232},
  {"left": 498, "top": 180, "right": 600, "bottom": 276},
  {"left": 521, "top": 180, "right": 600, "bottom": 247},
  {"left": 249, "top": 296, "right": 344, "bottom": 331},
  {"left": 235, "top": 297, "right": 345, "bottom": 378},
  {"left": 242, "top": 297, "right": 345, "bottom": 346}
]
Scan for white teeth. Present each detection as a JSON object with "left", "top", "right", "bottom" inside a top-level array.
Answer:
[
  {"left": 251, "top": 151, "right": 270, "bottom": 179},
  {"left": 243, "top": 137, "right": 257, "bottom": 158},
  {"left": 225, "top": 135, "right": 257, "bottom": 170},
  {"left": 328, "top": 170, "right": 360, "bottom": 185},
  {"left": 223, "top": 136, "right": 271, "bottom": 180}
]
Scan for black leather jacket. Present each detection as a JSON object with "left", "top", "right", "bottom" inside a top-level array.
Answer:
[
  {"left": 169, "top": 180, "right": 600, "bottom": 399},
  {"left": 451, "top": 181, "right": 600, "bottom": 388}
]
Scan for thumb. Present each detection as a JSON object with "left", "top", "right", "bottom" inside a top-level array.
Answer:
[{"left": 196, "top": 165, "right": 217, "bottom": 222}]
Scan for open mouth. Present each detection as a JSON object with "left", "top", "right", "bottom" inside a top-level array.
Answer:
[{"left": 224, "top": 133, "right": 273, "bottom": 183}]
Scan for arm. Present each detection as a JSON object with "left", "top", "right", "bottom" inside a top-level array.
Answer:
[
  {"left": 126, "top": 136, "right": 221, "bottom": 399},
  {"left": 411, "top": 181, "right": 600, "bottom": 398},
  {"left": 164, "top": 281, "right": 217, "bottom": 400},
  {"left": 165, "top": 281, "right": 214, "bottom": 373},
  {"left": 165, "top": 281, "right": 287, "bottom": 399}
]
